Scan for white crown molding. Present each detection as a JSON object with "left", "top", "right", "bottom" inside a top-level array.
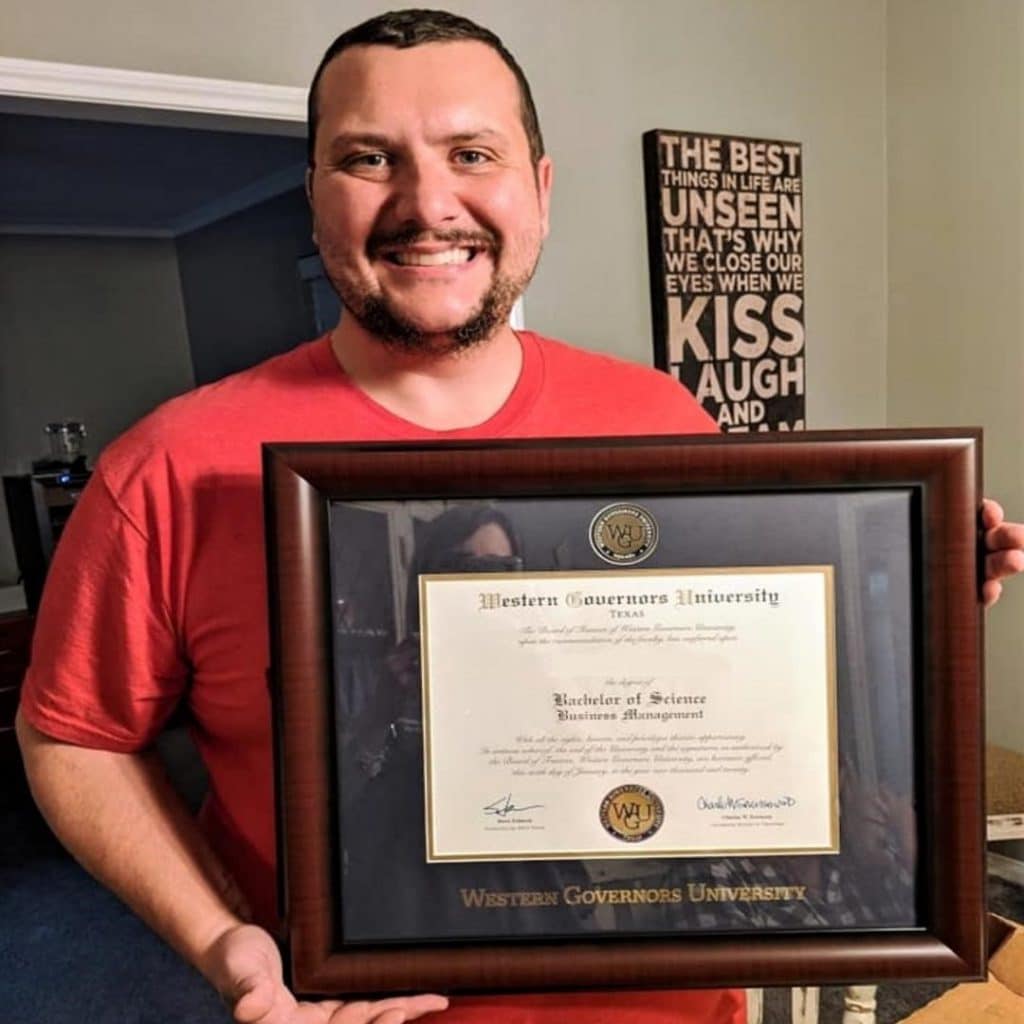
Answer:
[{"left": 0, "top": 56, "right": 305, "bottom": 122}]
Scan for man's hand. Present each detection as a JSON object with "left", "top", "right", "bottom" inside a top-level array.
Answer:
[
  {"left": 981, "top": 498, "right": 1024, "bottom": 607},
  {"left": 204, "top": 924, "right": 448, "bottom": 1024}
]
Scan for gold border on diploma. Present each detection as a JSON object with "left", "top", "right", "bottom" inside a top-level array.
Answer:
[{"left": 419, "top": 565, "right": 838, "bottom": 864}]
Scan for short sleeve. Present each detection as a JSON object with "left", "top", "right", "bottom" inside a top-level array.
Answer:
[{"left": 19, "top": 465, "right": 188, "bottom": 751}]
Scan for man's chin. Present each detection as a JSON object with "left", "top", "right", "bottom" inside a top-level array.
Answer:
[
  {"left": 345, "top": 297, "right": 512, "bottom": 354},
  {"left": 398, "top": 315, "right": 496, "bottom": 339},
  {"left": 397, "top": 325, "right": 506, "bottom": 356}
]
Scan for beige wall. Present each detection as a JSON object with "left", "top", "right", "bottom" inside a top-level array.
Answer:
[
  {"left": 887, "top": 0, "right": 1024, "bottom": 749},
  {"left": 0, "top": 0, "right": 889, "bottom": 430}
]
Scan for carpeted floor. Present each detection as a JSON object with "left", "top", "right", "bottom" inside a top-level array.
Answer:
[
  {"left": 0, "top": 771, "right": 229, "bottom": 1024},
  {"left": 2, "top": 769, "right": 1022, "bottom": 1024}
]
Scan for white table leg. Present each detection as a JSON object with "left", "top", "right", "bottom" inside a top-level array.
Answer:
[
  {"left": 842, "top": 985, "right": 878, "bottom": 1024},
  {"left": 745, "top": 988, "right": 764, "bottom": 1024},
  {"left": 791, "top": 986, "right": 820, "bottom": 1024}
]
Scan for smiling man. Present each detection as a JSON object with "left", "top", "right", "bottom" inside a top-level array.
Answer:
[
  {"left": 304, "top": 30, "right": 555, "bottom": 436},
  {"left": 15, "top": 9, "right": 1024, "bottom": 1024}
]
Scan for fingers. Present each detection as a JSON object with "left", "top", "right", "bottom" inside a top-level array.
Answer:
[
  {"left": 331, "top": 1004, "right": 401, "bottom": 1024},
  {"left": 236, "top": 993, "right": 343, "bottom": 1024},
  {"left": 370, "top": 1011, "right": 407, "bottom": 1024},
  {"left": 232, "top": 993, "right": 450, "bottom": 1024},
  {"left": 980, "top": 502, "right": 1024, "bottom": 608},
  {"left": 986, "top": 521, "right": 1024, "bottom": 556},
  {"left": 981, "top": 497, "right": 1005, "bottom": 530},
  {"left": 982, "top": 578, "right": 1003, "bottom": 609},
  {"left": 986, "top": 547, "right": 1024, "bottom": 582},
  {"left": 329, "top": 996, "right": 449, "bottom": 1023},
  {"left": 392, "top": 995, "right": 449, "bottom": 1020},
  {"left": 293, "top": 1004, "right": 344, "bottom": 1023}
]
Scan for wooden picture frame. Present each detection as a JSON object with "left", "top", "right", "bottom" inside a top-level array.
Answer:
[{"left": 264, "top": 429, "right": 985, "bottom": 996}]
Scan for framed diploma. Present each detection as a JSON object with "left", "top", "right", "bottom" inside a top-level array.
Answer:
[{"left": 264, "top": 429, "right": 986, "bottom": 996}]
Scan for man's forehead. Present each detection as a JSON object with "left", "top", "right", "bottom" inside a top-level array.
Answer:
[{"left": 316, "top": 39, "right": 522, "bottom": 123}]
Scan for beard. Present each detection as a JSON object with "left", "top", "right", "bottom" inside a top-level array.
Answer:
[
  {"left": 351, "top": 272, "right": 525, "bottom": 353},
  {"left": 323, "top": 227, "right": 537, "bottom": 355}
]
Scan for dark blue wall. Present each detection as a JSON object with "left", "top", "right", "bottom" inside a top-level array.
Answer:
[{"left": 176, "top": 188, "right": 324, "bottom": 385}]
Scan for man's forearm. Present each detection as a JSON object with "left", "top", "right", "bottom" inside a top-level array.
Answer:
[{"left": 15, "top": 710, "right": 244, "bottom": 976}]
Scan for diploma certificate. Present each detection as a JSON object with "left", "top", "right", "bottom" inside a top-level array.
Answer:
[{"left": 421, "top": 567, "right": 838, "bottom": 862}]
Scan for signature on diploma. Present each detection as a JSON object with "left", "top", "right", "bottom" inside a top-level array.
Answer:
[
  {"left": 483, "top": 794, "right": 544, "bottom": 817},
  {"left": 697, "top": 794, "right": 797, "bottom": 811}
]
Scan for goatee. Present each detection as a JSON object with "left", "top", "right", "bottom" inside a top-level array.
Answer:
[{"left": 349, "top": 272, "right": 525, "bottom": 354}]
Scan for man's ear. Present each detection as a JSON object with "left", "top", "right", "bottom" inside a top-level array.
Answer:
[
  {"left": 535, "top": 155, "right": 553, "bottom": 239},
  {"left": 305, "top": 168, "right": 318, "bottom": 246}
]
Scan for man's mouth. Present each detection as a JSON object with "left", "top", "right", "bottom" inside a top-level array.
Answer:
[{"left": 383, "top": 247, "right": 481, "bottom": 267}]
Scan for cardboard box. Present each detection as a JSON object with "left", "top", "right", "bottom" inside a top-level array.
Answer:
[{"left": 898, "top": 917, "right": 1024, "bottom": 1022}]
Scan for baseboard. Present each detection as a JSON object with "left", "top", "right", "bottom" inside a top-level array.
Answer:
[{"left": 989, "top": 850, "right": 1024, "bottom": 887}]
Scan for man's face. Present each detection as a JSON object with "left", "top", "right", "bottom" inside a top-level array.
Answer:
[{"left": 308, "top": 40, "right": 552, "bottom": 352}]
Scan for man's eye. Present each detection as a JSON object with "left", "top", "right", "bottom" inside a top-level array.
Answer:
[
  {"left": 346, "top": 152, "right": 390, "bottom": 169},
  {"left": 454, "top": 149, "right": 489, "bottom": 166}
]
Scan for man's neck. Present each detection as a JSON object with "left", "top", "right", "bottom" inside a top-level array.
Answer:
[{"left": 329, "top": 319, "right": 524, "bottom": 431}]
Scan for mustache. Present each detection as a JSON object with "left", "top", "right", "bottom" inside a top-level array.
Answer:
[{"left": 367, "top": 226, "right": 498, "bottom": 255}]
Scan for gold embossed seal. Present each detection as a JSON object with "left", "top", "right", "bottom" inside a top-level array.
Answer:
[
  {"left": 599, "top": 784, "right": 665, "bottom": 842},
  {"left": 588, "top": 503, "right": 658, "bottom": 565}
]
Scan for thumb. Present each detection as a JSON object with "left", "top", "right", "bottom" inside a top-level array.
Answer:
[
  {"left": 205, "top": 924, "right": 293, "bottom": 1024},
  {"left": 232, "top": 972, "right": 288, "bottom": 1024}
]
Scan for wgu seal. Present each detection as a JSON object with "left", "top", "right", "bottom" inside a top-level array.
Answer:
[
  {"left": 588, "top": 503, "right": 658, "bottom": 565},
  {"left": 599, "top": 784, "right": 665, "bottom": 843}
]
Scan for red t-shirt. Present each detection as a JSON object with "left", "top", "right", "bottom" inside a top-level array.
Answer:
[{"left": 22, "top": 332, "right": 741, "bottom": 1023}]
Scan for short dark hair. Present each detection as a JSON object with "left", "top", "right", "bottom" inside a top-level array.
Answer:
[
  {"left": 306, "top": 8, "right": 545, "bottom": 167},
  {"left": 404, "top": 503, "right": 523, "bottom": 632}
]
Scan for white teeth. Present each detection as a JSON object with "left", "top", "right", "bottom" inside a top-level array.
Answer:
[{"left": 390, "top": 248, "right": 474, "bottom": 266}]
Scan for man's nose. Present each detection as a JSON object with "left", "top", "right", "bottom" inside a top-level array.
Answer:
[{"left": 388, "top": 157, "right": 460, "bottom": 227}]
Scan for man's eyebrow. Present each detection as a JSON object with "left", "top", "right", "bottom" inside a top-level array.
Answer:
[
  {"left": 323, "top": 128, "right": 509, "bottom": 155},
  {"left": 326, "top": 132, "right": 393, "bottom": 152},
  {"left": 442, "top": 129, "right": 506, "bottom": 145},
  {"left": 446, "top": 129, "right": 501, "bottom": 141}
]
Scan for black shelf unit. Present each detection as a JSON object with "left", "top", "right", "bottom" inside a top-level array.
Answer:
[{"left": 3, "top": 465, "right": 91, "bottom": 613}]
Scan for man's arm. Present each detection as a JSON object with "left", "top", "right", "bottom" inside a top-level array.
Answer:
[{"left": 15, "top": 712, "right": 448, "bottom": 1024}]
